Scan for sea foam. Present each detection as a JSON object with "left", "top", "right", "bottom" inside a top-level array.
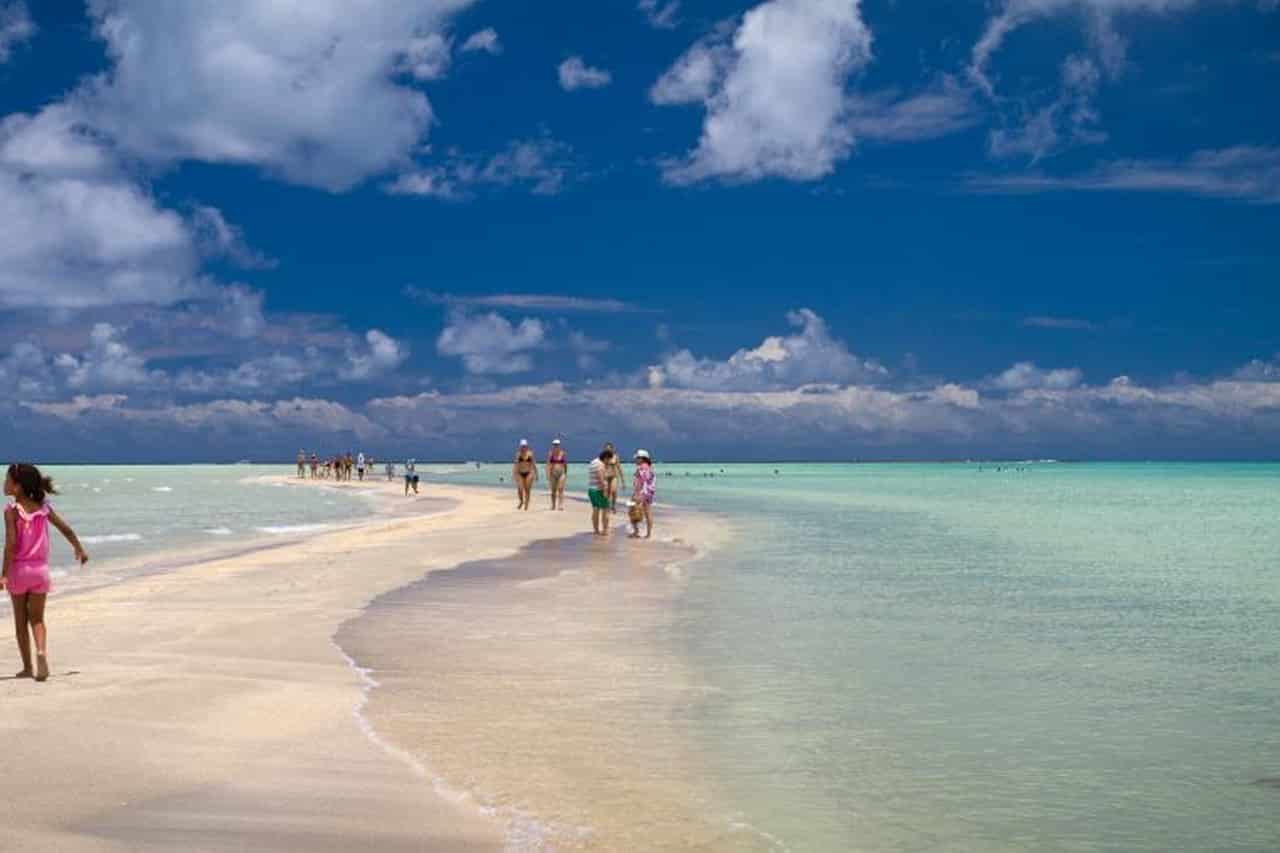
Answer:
[{"left": 81, "top": 533, "right": 143, "bottom": 544}]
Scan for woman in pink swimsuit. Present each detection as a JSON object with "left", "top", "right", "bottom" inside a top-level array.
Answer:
[{"left": 3, "top": 463, "right": 89, "bottom": 682}]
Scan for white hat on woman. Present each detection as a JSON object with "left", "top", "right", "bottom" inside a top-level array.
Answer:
[{"left": 634, "top": 449, "right": 651, "bottom": 461}]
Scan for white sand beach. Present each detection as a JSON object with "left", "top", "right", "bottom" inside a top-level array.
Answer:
[{"left": 0, "top": 477, "right": 708, "bottom": 852}]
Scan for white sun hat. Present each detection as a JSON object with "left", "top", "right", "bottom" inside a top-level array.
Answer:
[
  {"left": 519, "top": 438, "right": 529, "bottom": 446},
  {"left": 634, "top": 449, "right": 651, "bottom": 461},
  {"left": 552, "top": 438, "right": 561, "bottom": 444}
]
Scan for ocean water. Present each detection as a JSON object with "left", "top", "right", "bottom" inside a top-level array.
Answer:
[
  {"left": 392, "top": 462, "right": 1280, "bottom": 852},
  {"left": 13, "top": 465, "right": 377, "bottom": 589}
]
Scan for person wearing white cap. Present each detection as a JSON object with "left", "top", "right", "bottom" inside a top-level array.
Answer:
[
  {"left": 546, "top": 438, "right": 569, "bottom": 510},
  {"left": 629, "top": 449, "right": 656, "bottom": 539},
  {"left": 513, "top": 439, "right": 538, "bottom": 510}
]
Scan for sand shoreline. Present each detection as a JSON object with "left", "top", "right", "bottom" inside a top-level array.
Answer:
[{"left": 0, "top": 475, "right": 710, "bottom": 852}]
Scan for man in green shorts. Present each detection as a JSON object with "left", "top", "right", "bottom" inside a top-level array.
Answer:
[{"left": 588, "top": 449, "right": 614, "bottom": 536}]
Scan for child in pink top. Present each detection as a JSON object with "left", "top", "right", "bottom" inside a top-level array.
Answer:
[{"left": 3, "top": 463, "right": 88, "bottom": 682}]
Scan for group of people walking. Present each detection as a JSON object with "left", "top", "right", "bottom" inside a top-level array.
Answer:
[
  {"left": 513, "top": 440, "right": 655, "bottom": 538},
  {"left": 296, "top": 450, "right": 372, "bottom": 482}
]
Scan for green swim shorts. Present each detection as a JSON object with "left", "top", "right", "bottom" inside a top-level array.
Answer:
[{"left": 588, "top": 488, "right": 610, "bottom": 509}]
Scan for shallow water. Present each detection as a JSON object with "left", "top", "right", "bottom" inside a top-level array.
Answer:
[
  {"left": 399, "top": 462, "right": 1280, "bottom": 852},
  {"left": 23, "top": 465, "right": 378, "bottom": 588}
]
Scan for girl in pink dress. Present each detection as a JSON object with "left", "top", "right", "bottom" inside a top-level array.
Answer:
[
  {"left": 3, "top": 463, "right": 89, "bottom": 682},
  {"left": 629, "top": 450, "right": 656, "bottom": 539}
]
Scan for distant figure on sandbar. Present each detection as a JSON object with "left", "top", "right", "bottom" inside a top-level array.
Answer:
[
  {"left": 588, "top": 448, "right": 614, "bottom": 536},
  {"left": 297, "top": 449, "right": 306, "bottom": 478},
  {"left": 629, "top": 449, "right": 655, "bottom": 539},
  {"left": 547, "top": 439, "right": 568, "bottom": 510},
  {"left": 513, "top": 439, "right": 537, "bottom": 511}
]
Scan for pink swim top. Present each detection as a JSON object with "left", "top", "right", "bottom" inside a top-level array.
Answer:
[{"left": 9, "top": 502, "right": 51, "bottom": 568}]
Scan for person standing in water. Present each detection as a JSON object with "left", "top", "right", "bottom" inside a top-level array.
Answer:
[
  {"left": 2, "top": 464, "right": 89, "bottom": 682},
  {"left": 602, "top": 442, "right": 625, "bottom": 513},
  {"left": 588, "top": 449, "right": 614, "bottom": 536},
  {"left": 513, "top": 439, "right": 538, "bottom": 510},
  {"left": 547, "top": 439, "right": 568, "bottom": 510},
  {"left": 404, "top": 459, "right": 418, "bottom": 495},
  {"left": 356, "top": 451, "right": 366, "bottom": 481},
  {"left": 296, "top": 449, "right": 307, "bottom": 478},
  {"left": 629, "top": 450, "right": 656, "bottom": 539}
]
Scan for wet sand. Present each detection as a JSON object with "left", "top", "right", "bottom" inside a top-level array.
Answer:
[
  {"left": 0, "top": 477, "right": 667, "bottom": 852},
  {"left": 336, "top": 509, "right": 756, "bottom": 851}
]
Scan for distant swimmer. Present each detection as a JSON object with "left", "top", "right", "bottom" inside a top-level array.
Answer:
[
  {"left": 296, "top": 449, "right": 306, "bottom": 478},
  {"left": 356, "top": 452, "right": 366, "bottom": 481},
  {"left": 403, "top": 458, "right": 419, "bottom": 496},
  {"left": 547, "top": 439, "right": 568, "bottom": 511},
  {"left": 513, "top": 440, "right": 537, "bottom": 511}
]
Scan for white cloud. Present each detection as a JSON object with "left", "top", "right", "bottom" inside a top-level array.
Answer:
[
  {"left": 437, "top": 312, "right": 546, "bottom": 374},
  {"left": 653, "top": 0, "right": 873, "bottom": 183},
  {"left": 558, "top": 56, "right": 613, "bottom": 91},
  {"left": 1234, "top": 356, "right": 1280, "bottom": 381},
  {"left": 1022, "top": 315, "right": 1098, "bottom": 331},
  {"left": 846, "top": 77, "right": 980, "bottom": 143},
  {"left": 968, "top": 0, "right": 1201, "bottom": 98},
  {"left": 991, "top": 361, "right": 1084, "bottom": 391},
  {"left": 407, "top": 288, "right": 650, "bottom": 314},
  {"left": 0, "top": 1, "right": 34, "bottom": 64},
  {"left": 460, "top": 27, "right": 502, "bottom": 54},
  {"left": 74, "top": 0, "right": 476, "bottom": 191},
  {"left": 403, "top": 32, "right": 453, "bottom": 81},
  {"left": 0, "top": 106, "right": 208, "bottom": 309},
  {"left": 388, "top": 136, "right": 574, "bottom": 198},
  {"left": 568, "top": 331, "right": 611, "bottom": 371},
  {"left": 988, "top": 55, "right": 1105, "bottom": 161},
  {"left": 648, "top": 309, "right": 887, "bottom": 391},
  {"left": 342, "top": 329, "right": 409, "bottom": 381},
  {"left": 56, "top": 322, "right": 165, "bottom": 391},
  {"left": 638, "top": 0, "right": 682, "bottom": 29},
  {"left": 969, "top": 146, "right": 1280, "bottom": 203},
  {"left": 190, "top": 205, "right": 276, "bottom": 270}
]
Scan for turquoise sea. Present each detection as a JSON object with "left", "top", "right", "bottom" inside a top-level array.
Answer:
[
  {"left": 414, "top": 462, "right": 1280, "bottom": 851},
  {"left": 19, "top": 465, "right": 377, "bottom": 589},
  {"left": 16, "top": 462, "right": 1280, "bottom": 850}
]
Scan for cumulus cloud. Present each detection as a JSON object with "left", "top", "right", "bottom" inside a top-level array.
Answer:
[
  {"left": 342, "top": 329, "right": 409, "bottom": 381},
  {"left": 460, "top": 27, "right": 502, "bottom": 55},
  {"left": 648, "top": 309, "right": 887, "bottom": 391},
  {"left": 437, "top": 311, "right": 546, "bottom": 374},
  {"left": 990, "top": 361, "right": 1084, "bottom": 391},
  {"left": 55, "top": 323, "right": 164, "bottom": 391},
  {"left": 652, "top": 0, "right": 873, "bottom": 184},
  {"left": 558, "top": 56, "right": 612, "bottom": 91},
  {"left": 74, "top": 0, "right": 475, "bottom": 191},
  {"left": 638, "top": 0, "right": 681, "bottom": 29},
  {"left": 403, "top": 32, "right": 453, "bottom": 81},
  {"left": 0, "top": 106, "right": 207, "bottom": 309},
  {"left": 0, "top": 1, "right": 34, "bottom": 64}
]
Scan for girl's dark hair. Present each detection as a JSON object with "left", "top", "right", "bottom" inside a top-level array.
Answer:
[
  {"left": 599, "top": 450, "right": 615, "bottom": 461},
  {"left": 7, "top": 463, "right": 56, "bottom": 505}
]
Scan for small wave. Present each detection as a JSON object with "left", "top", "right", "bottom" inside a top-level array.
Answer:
[
  {"left": 204, "top": 527, "right": 233, "bottom": 536},
  {"left": 152, "top": 486, "right": 173, "bottom": 493},
  {"left": 50, "top": 569, "right": 70, "bottom": 579},
  {"left": 81, "top": 533, "right": 143, "bottom": 544},
  {"left": 254, "top": 523, "right": 333, "bottom": 535}
]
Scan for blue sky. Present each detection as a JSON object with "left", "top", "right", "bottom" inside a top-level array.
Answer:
[{"left": 0, "top": 0, "right": 1277, "bottom": 461}]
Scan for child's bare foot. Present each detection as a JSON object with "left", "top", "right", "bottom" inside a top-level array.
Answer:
[
  {"left": 35, "top": 654, "right": 49, "bottom": 682},
  {"left": 13, "top": 669, "right": 32, "bottom": 679}
]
